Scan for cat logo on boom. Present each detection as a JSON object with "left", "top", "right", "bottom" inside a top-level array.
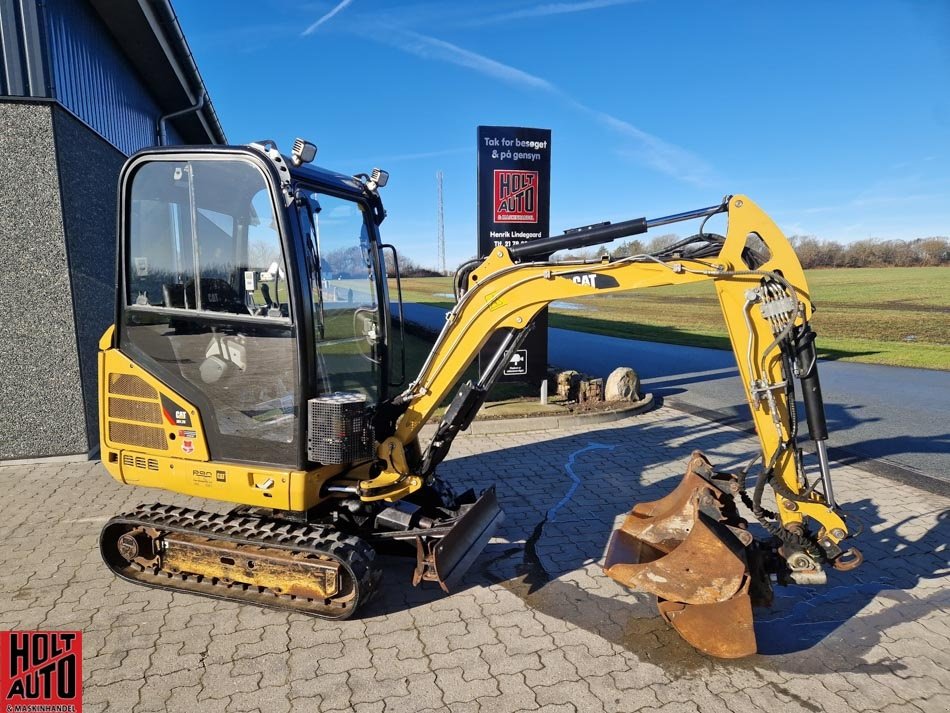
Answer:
[{"left": 570, "top": 273, "right": 619, "bottom": 289}]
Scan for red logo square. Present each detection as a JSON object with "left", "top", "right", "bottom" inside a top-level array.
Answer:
[
  {"left": 1, "top": 631, "right": 82, "bottom": 712},
  {"left": 494, "top": 170, "right": 539, "bottom": 223}
]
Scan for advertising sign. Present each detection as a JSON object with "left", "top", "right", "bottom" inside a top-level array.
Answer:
[{"left": 477, "top": 126, "right": 551, "bottom": 386}]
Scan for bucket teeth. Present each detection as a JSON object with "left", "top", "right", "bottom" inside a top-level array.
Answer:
[
  {"left": 629, "top": 451, "right": 717, "bottom": 519},
  {"left": 604, "top": 451, "right": 759, "bottom": 658}
]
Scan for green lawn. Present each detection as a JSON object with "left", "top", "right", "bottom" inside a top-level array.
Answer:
[{"left": 391, "top": 267, "right": 950, "bottom": 370}]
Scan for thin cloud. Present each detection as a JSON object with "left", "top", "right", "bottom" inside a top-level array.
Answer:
[
  {"left": 393, "top": 31, "right": 557, "bottom": 91},
  {"left": 468, "top": 0, "right": 641, "bottom": 26},
  {"left": 568, "top": 102, "right": 715, "bottom": 186},
  {"left": 363, "top": 146, "right": 475, "bottom": 163},
  {"left": 376, "top": 29, "right": 715, "bottom": 185},
  {"left": 302, "top": 0, "right": 355, "bottom": 36},
  {"left": 346, "top": 146, "right": 470, "bottom": 165}
]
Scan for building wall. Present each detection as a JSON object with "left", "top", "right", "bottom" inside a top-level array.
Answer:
[
  {"left": 44, "top": 0, "right": 183, "bottom": 154},
  {"left": 1, "top": 0, "right": 216, "bottom": 460},
  {"left": 0, "top": 0, "right": 50, "bottom": 96},
  {"left": 0, "top": 101, "right": 88, "bottom": 458},
  {"left": 53, "top": 105, "right": 126, "bottom": 449}
]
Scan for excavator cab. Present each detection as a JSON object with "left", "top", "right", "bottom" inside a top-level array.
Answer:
[
  {"left": 100, "top": 139, "right": 504, "bottom": 620},
  {"left": 116, "top": 142, "right": 394, "bottom": 469}
]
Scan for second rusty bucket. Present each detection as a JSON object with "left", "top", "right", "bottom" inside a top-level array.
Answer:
[{"left": 604, "top": 452, "right": 757, "bottom": 658}]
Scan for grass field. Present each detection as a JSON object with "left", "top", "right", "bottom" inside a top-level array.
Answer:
[{"left": 391, "top": 266, "right": 950, "bottom": 370}]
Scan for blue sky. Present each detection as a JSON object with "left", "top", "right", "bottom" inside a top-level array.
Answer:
[{"left": 177, "top": 0, "right": 950, "bottom": 269}]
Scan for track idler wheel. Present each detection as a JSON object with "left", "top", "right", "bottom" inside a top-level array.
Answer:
[{"left": 603, "top": 452, "right": 759, "bottom": 658}]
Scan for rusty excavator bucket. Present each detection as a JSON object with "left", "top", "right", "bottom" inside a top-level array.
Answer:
[{"left": 604, "top": 452, "right": 763, "bottom": 658}]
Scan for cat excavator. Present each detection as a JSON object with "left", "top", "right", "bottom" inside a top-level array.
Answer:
[{"left": 98, "top": 138, "right": 861, "bottom": 658}]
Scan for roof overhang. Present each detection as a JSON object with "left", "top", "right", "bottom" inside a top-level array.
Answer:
[{"left": 87, "top": 0, "right": 226, "bottom": 145}]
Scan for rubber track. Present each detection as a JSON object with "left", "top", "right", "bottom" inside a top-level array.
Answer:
[{"left": 100, "top": 503, "right": 381, "bottom": 619}]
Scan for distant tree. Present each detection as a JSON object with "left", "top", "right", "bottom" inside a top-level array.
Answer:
[
  {"left": 647, "top": 233, "right": 678, "bottom": 253},
  {"left": 610, "top": 239, "right": 645, "bottom": 258},
  {"left": 790, "top": 235, "right": 949, "bottom": 268},
  {"left": 915, "top": 238, "right": 950, "bottom": 265}
]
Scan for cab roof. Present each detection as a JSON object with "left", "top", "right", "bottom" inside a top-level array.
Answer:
[{"left": 126, "top": 143, "right": 369, "bottom": 200}]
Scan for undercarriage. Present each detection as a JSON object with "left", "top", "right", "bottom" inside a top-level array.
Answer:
[{"left": 100, "top": 481, "right": 503, "bottom": 617}]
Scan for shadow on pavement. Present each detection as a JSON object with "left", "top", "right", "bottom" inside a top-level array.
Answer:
[{"left": 398, "top": 415, "right": 950, "bottom": 674}]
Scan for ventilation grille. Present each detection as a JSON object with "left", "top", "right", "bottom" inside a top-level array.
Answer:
[
  {"left": 109, "top": 374, "right": 158, "bottom": 399},
  {"left": 308, "top": 392, "right": 374, "bottom": 464},
  {"left": 109, "top": 397, "right": 162, "bottom": 424},
  {"left": 109, "top": 422, "right": 167, "bottom": 451},
  {"left": 105, "top": 370, "right": 171, "bottom": 451},
  {"left": 122, "top": 454, "right": 159, "bottom": 471}
]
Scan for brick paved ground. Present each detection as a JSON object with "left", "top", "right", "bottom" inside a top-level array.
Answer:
[{"left": 0, "top": 406, "right": 947, "bottom": 712}]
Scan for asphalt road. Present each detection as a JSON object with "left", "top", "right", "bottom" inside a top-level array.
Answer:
[{"left": 398, "top": 302, "right": 950, "bottom": 487}]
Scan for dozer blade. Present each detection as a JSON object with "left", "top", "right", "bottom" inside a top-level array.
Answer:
[
  {"left": 603, "top": 452, "right": 758, "bottom": 657},
  {"left": 414, "top": 486, "right": 504, "bottom": 593}
]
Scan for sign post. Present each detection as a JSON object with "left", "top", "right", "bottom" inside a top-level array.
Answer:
[{"left": 476, "top": 126, "right": 551, "bottom": 386}]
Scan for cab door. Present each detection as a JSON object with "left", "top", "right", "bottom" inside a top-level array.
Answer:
[
  {"left": 294, "top": 189, "right": 386, "bottom": 405},
  {"left": 120, "top": 154, "right": 304, "bottom": 467}
]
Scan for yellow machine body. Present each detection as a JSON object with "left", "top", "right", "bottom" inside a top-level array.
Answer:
[{"left": 98, "top": 326, "right": 348, "bottom": 511}]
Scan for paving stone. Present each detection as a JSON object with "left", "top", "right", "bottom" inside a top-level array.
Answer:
[
  {"left": 232, "top": 651, "right": 290, "bottom": 689},
  {"left": 288, "top": 669, "right": 348, "bottom": 704},
  {"left": 347, "top": 667, "right": 411, "bottom": 706},
  {"left": 370, "top": 645, "right": 432, "bottom": 680},
  {"left": 382, "top": 672, "right": 446, "bottom": 713},
  {"left": 197, "top": 663, "right": 262, "bottom": 702},
  {"left": 434, "top": 666, "right": 501, "bottom": 704},
  {"left": 226, "top": 685, "right": 292, "bottom": 713},
  {"left": 917, "top": 693, "right": 950, "bottom": 713},
  {"left": 534, "top": 679, "right": 607, "bottom": 712}
]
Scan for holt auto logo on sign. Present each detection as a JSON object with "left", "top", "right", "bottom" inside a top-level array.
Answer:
[
  {"left": 494, "top": 170, "right": 538, "bottom": 223},
  {"left": 1, "top": 631, "right": 83, "bottom": 712}
]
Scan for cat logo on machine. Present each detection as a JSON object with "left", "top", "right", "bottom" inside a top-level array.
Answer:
[
  {"left": 160, "top": 394, "right": 192, "bottom": 427},
  {"left": 569, "top": 273, "right": 620, "bottom": 289},
  {"left": 494, "top": 170, "right": 538, "bottom": 223}
]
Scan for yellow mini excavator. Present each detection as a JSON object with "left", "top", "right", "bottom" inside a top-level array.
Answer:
[{"left": 98, "top": 138, "right": 861, "bottom": 657}]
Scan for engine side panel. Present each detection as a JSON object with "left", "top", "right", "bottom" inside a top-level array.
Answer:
[{"left": 98, "top": 329, "right": 335, "bottom": 511}]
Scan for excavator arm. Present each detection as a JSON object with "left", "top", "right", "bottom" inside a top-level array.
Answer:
[{"left": 368, "top": 195, "right": 860, "bottom": 656}]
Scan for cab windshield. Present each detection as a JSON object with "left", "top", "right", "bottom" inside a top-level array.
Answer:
[{"left": 296, "top": 191, "right": 382, "bottom": 404}]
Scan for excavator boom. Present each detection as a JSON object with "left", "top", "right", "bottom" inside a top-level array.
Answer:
[{"left": 371, "top": 194, "right": 860, "bottom": 655}]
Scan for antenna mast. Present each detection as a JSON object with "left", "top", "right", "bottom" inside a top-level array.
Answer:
[{"left": 437, "top": 170, "right": 446, "bottom": 274}]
